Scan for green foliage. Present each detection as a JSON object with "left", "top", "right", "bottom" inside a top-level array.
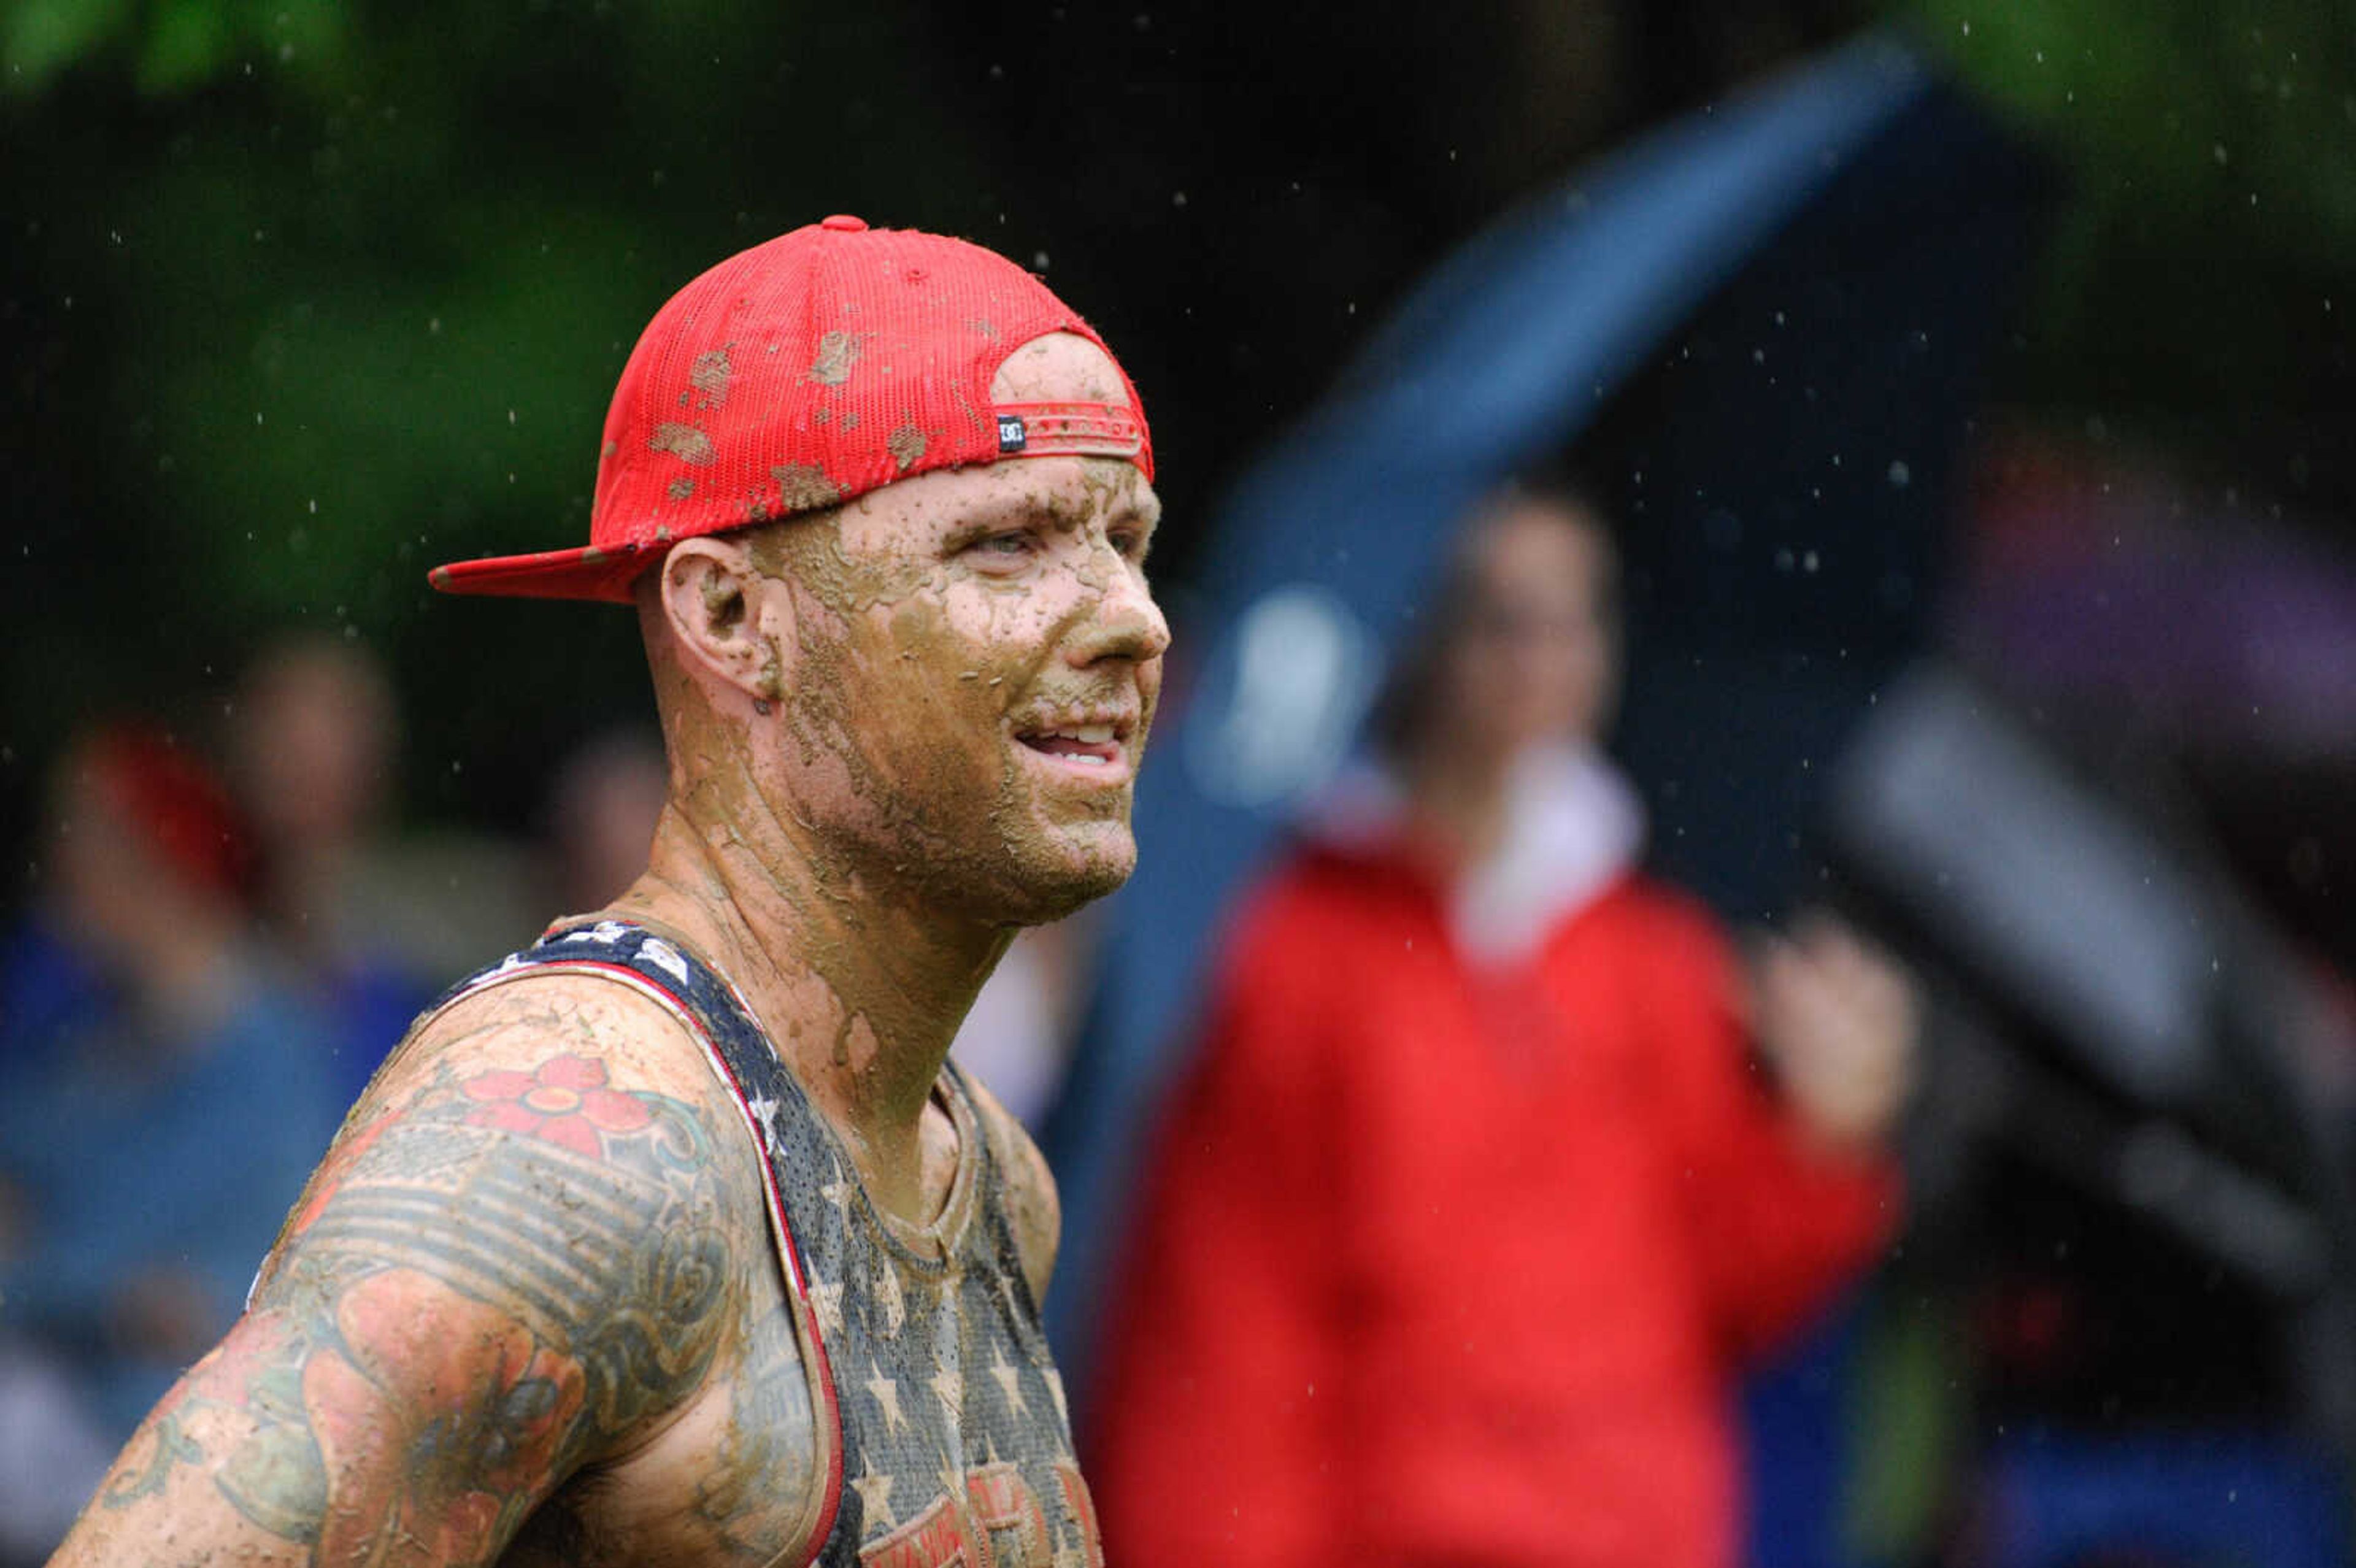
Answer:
[
  {"left": 1908, "top": 0, "right": 2356, "bottom": 259},
  {"left": 3, "top": 0, "right": 347, "bottom": 96},
  {"left": 0, "top": 0, "right": 988, "bottom": 829},
  {"left": 1894, "top": 0, "right": 2356, "bottom": 427},
  {"left": 3, "top": 0, "right": 139, "bottom": 93},
  {"left": 136, "top": 0, "right": 241, "bottom": 94},
  {"left": 6, "top": 0, "right": 2352, "bottom": 842}
]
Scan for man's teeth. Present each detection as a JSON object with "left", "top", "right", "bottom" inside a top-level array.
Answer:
[{"left": 1018, "top": 720, "right": 1124, "bottom": 769}]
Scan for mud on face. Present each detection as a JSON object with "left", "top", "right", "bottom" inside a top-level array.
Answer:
[{"left": 736, "top": 452, "right": 1166, "bottom": 930}]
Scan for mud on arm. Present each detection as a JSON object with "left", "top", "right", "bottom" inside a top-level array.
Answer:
[{"left": 47, "top": 982, "right": 753, "bottom": 1567}]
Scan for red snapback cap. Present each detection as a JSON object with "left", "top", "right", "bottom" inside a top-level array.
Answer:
[{"left": 431, "top": 215, "right": 1153, "bottom": 603}]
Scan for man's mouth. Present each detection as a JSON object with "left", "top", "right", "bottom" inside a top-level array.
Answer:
[{"left": 1013, "top": 711, "right": 1135, "bottom": 770}]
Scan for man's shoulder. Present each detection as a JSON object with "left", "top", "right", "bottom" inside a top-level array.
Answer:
[
  {"left": 135, "top": 947, "right": 801, "bottom": 1566},
  {"left": 274, "top": 961, "right": 764, "bottom": 1311},
  {"left": 373, "top": 958, "right": 725, "bottom": 1116}
]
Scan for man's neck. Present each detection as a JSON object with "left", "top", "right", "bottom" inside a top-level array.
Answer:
[{"left": 602, "top": 799, "right": 1009, "bottom": 1215}]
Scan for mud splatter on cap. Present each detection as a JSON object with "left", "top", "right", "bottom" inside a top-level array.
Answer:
[{"left": 430, "top": 215, "right": 1152, "bottom": 602}]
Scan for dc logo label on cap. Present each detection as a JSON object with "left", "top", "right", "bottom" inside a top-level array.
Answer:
[{"left": 996, "top": 413, "right": 1028, "bottom": 454}]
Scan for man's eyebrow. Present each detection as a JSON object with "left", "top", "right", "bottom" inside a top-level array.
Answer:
[
  {"left": 942, "top": 493, "right": 1046, "bottom": 535},
  {"left": 945, "top": 487, "right": 1161, "bottom": 534},
  {"left": 1099, "top": 486, "right": 1162, "bottom": 536}
]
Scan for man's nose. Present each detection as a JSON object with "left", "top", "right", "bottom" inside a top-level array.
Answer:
[{"left": 1064, "top": 553, "right": 1170, "bottom": 667}]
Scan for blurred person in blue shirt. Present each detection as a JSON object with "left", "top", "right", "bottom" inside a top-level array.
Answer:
[
  {"left": 0, "top": 723, "right": 344, "bottom": 1550},
  {"left": 228, "top": 636, "right": 439, "bottom": 1104}
]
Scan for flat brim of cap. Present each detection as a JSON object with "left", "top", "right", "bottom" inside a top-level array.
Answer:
[{"left": 428, "top": 542, "right": 654, "bottom": 604}]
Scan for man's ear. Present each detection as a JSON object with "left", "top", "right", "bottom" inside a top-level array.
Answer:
[{"left": 657, "top": 535, "right": 792, "bottom": 705}]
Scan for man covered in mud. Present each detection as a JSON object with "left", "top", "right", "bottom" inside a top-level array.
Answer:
[{"left": 53, "top": 216, "right": 1165, "bottom": 1567}]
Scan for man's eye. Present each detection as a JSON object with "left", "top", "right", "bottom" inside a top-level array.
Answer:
[{"left": 966, "top": 532, "right": 1034, "bottom": 561}]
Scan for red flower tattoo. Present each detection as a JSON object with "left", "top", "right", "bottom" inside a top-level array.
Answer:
[{"left": 461, "top": 1054, "right": 653, "bottom": 1159}]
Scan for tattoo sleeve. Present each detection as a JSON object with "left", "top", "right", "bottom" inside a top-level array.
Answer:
[
  {"left": 690, "top": 1290, "right": 821, "bottom": 1555},
  {"left": 58, "top": 989, "right": 746, "bottom": 1567}
]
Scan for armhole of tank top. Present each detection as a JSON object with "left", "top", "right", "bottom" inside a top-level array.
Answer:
[
  {"left": 399, "top": 958, "right": 847, "bottom": 1567},
  {"left": 937, "top": 1058, "right": 995, "bottom": 1185},
  {"left": 941, "top": 1060, "right": 1052, "bottom": 1328}
]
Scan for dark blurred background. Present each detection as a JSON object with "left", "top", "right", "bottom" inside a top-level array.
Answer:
[
  {"left": 4, "top": 1, "right": 2354, "bottom": 1564},
  {"left": 4, "top": 0, "right": 2350, "bottom": 885}
]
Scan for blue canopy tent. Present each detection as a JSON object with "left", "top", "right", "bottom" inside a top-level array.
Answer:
[{"left": 1042, "top": 31, "right": 2052, "bottom": 1432}]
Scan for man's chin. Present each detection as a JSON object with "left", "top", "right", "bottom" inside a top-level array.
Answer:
[{"left": 1003, "top": 828, "right": 1136, "bottom": 924}]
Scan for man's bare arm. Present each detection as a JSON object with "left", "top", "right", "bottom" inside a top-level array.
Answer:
[{"left": 50, "top": 978, "right": 755, "bottom": 1567}]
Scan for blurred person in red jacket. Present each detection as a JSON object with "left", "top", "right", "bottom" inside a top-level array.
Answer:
[{"left": 1092, "top": 478, "right": 1917, "bottom": 1568}]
